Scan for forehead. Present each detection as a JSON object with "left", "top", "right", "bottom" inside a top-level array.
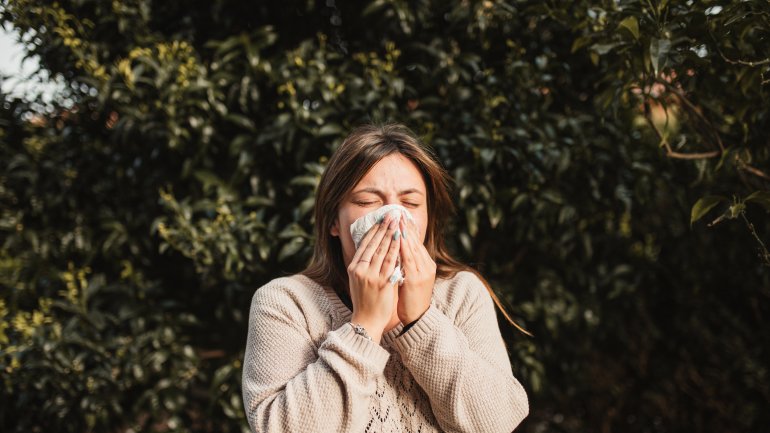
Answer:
[{"left": 353, "top": 153, "right": 426, "bottom": 192}]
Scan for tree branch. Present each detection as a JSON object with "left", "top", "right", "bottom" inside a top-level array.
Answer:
[{"left": 667, "top": 150, "right": 720, "bottom": 159}]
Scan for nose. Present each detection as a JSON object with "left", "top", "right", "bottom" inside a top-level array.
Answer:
[
  {"left": 381, "top": 197, "right": 413, "bottom": 222},
  {"left": 384, "top": 195, "right": 400, "bottom": 206}
]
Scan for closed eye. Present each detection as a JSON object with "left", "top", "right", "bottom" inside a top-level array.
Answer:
[{"left": 354, "top": 201, "right": 419, "bottom": 207}]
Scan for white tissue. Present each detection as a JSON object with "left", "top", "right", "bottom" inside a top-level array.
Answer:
[{"left": 349, "top": 204, "right": 415, "bottom": 285}]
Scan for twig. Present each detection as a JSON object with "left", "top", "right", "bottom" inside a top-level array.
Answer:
[
  {"left": 667, "top": 150, "right": 720, "bottom": 159},
  {"left": 736, "top": 156, "right": 770, "bottom": 181},
  {"left": 661, "top": 81, "right": 725, "bottom": 152},
  {"left": 740, "top": 211, "right": 770, "bottom": 267},
  {"left": 656, "top": 83, "right": 770, "bottom": 180},
  {"left": 719, "top": 55, "right": 770, "bottom": 67},
  {"left": 643, "top": 100, "right": 663, "bottom": 138},
  {"left": 643, "top": 100, "right": 720, "bottom": 160},
  {"left": 706, "top": 19, "right": 770, "bottom": 68}
]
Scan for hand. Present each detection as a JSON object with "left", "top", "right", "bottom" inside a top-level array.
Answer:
[
  {"left": 397, "top": 217, "right": 436, "bottom": 325},
  {"left": 347, "top": 213, "right": 401, "bottom": 343}
]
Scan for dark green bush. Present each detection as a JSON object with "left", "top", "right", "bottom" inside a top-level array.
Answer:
[{"left": 1, "top": 1, "right": 768, "bottom": 432}]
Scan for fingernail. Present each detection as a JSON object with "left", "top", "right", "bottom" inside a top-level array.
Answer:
[{"left": 393, "top": 230, "right": 400, "bottom": 240}]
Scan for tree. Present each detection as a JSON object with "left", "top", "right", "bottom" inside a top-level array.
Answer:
[{"left": 1, "top": 1, "right": 768, "bottom": 432}]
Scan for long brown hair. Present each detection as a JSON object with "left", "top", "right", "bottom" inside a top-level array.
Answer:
[{"left": 301, "top": 123, "right": 531, "bottom": 336}]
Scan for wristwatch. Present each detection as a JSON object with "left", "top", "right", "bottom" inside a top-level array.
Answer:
[{"left": 349, "top": 322, "right": 372, "bottom": 341}]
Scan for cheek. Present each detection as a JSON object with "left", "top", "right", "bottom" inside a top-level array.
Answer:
[{"left": 337, "top": 209, "right": 364, "bottom": 246}]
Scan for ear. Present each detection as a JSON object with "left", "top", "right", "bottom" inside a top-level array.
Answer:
[{"left": 330, "top": 217, "right": 340, "bottom": 237}]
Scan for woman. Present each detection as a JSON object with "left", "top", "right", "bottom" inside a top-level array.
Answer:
[{"left": 242, "top": 123, "right": 529, "bottom": 432}]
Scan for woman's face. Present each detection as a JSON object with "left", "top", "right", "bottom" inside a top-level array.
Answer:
[{"left": 331, "top": 153, "right": 429, "bottom": 267}]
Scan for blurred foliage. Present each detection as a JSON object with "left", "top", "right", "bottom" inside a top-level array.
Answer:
[{"left": 1, "top": 0, "right": 769, "bottom": 432}]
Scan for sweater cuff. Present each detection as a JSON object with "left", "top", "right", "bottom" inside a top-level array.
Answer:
[
  {"left": 335, "top": 322, "right": 391, "bottom": 373},
  {"left": 391, "top": 303, "right": 443, "bottom": 354}
]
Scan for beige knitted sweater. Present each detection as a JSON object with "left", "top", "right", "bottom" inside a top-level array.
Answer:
[{"left": 242, "top": 270, "right": 529, "bottom": 433}]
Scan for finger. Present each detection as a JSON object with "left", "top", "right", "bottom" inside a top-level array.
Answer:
[
  {"left": 400, "top": 218, "right": 419, "bottom": 254},
  {"left": 359, "top": 213, "right": 394, "bottom": 263},
  {"left": 407, "top": 219, "right": 425, "bottom": 260},
  {"left": 402, "top": 218, "right": 425, "bottom": 272},
  {"left": 349, "top": 218, "right": 382, "bottom": 265},
  {"left": 399, "top": 219, "right": 416, "bottom": 271},
  {"left": 408, "top": 218, "right": 421, "bottom": 244},
  {"left": 380, "top": 226, "right": 401, "bottom": 280},
  {"left": 369, "top": 216, "right": 400, "bottom": 271}
]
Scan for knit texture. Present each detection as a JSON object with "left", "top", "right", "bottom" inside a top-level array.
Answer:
[{"left": 242, "top": 270, "right": 529, "bottom": 433}]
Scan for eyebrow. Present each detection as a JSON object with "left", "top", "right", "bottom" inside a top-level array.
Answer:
[{"left": 352, "top": 187, "right": 424, "bottom": 196}]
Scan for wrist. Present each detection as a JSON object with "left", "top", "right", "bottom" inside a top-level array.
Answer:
[
  {"left": 399, "top": 305, "right": 430, "bottom": 326},
  {"left": 398, "top": 321, "right": 415, "bottom": 336}
]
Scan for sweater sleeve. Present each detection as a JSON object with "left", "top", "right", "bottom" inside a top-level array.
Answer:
[
  {"left": 391, "top": 273, "right": 529, "bottom": 433},
  {"left": 242, "top": 282, "right": 390, "bottom": 433}
]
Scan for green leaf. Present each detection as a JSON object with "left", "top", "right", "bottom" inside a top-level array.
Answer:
[
  {"left": 466, "top": 207, "right": 479, "bottom": 237},
  {"left": 362, "top": 0, "right": 388, "bottom": 16},
  {"left": 728, "top": 203, "right": 746, "bottom": 218},
  {"left": 298, "top": 196, "right": 315, "bottom": 217},
  {"left": 193, "top": 170, "right": 225, "bottom": 189},
  {"left": 650, "top": 38, "right": 671, "bottom": 75},
  {"left": 571, "top": 36, "right": 592, "bottom": 53},
  {"left": 715, "top": 146, "right": 733, "bottom": 171},
  {"left": 278, "top": 237, "right": 305, "bottom": 261},
  {"left": 458, "top": 232, "right": 472, "bottom": 254},
  {"left": 690, "top": 195, "right": 727, "bottom": 225},
  {"left": 317, "top": 123, "right": 343, "bottom": 137},
  {"left": 258, "top": 243, "right": 271, "bottom": 261},
  {"left": 225, "top": 114, "right": 256, "bottom": 131},
  {"left": 277, "top": 223, "right": 308, "bottom": 239},
  {"left": 487, "top": 204, "right": 503, "bottom": 229},
  {"left": 591, "top": 43, "right": 620, "bottom": 56},
  {"left": 289, "top": 175, "right": 318, "bottom": 187},
  {"left": 618, "top": 16, "right": 640, "bottom": 40},
  {"left": 745, "top": 191, "right": 770, "bottom": 212}
]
